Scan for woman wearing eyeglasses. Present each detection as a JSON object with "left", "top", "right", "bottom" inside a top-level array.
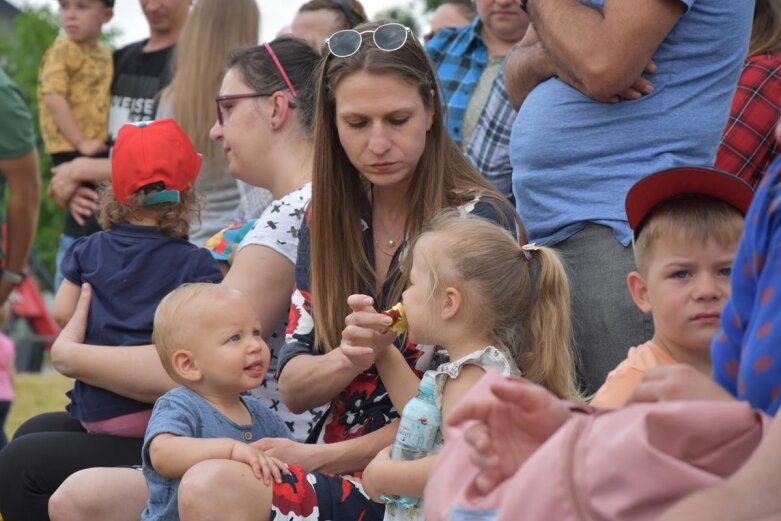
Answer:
[
  {"left": 43, "top": 39, "right": 322, "bottom": 521},
  {"left": 176, "top": 22, "right": 519, "bottom": 521}
]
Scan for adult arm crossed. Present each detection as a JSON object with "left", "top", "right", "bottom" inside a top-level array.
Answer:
[{"left": 526, "top": 0, "right": 683, "bottom": 100}]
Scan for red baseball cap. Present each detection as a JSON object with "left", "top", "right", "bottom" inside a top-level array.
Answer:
[
  {"left": 111, "top": 119, "right": 202, "bottom": 206},
  {"left": 626, "top": 166, "right": 754, "bottom": 237}
]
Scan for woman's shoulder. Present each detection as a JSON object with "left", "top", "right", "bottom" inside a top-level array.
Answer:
[
  {"left": 259, "top": 183, "right": 311, "bottom": 221},
  {"left": 455, "top": 192, "right": 520, "bottom": 237},
  {"left": 240, "top": 182, "right": 312, "bottom": 262}
]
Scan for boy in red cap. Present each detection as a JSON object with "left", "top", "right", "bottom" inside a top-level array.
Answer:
[
  {"left": 52, "top": 118, "right": 223, "bottom": 439},
  {"left": 590, "top": 167, "right": 753, "bottom": 408}
]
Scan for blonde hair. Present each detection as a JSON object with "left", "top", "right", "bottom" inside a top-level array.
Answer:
[
  {"left": 633, "top": 195, "right": 746, "bottom": 274},
  {"left": 309, "top": 21, "right": 515, "bottom": 354},
  {"left": 750, "top": 0, "right": 781, "bottom": 55},
  {"left": 97, "top": 182, "right": 201, "bottom": 238},
  {"left": 162, "top": 0, "right": 260, "bottom": 171},
  {"left": 153, "top": 283, "right": 233, "bottom": 381},
  {"left": 413, "top": 213, "right": 580, "bottom": 400}
]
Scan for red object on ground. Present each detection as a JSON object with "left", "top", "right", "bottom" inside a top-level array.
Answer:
[{"left": 10, "top": 276, "right": 60, "bottom": 348}]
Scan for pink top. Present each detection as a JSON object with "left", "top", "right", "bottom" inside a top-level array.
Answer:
[{"left": 0, "top": 332, "right": 15, "bottom": 402}]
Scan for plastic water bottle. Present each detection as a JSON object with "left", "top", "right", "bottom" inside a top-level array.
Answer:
[{"left": 382, "top": 370, "right": 442, "bottom": 508}]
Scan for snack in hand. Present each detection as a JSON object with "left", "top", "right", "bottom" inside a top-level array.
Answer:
[{"left": 382, "top": 302, "right": 407, "bottom": 335}]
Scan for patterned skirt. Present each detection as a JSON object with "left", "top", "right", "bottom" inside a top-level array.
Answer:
[{"left": 271, "top": 464, "right": 386, "bottom": 520}]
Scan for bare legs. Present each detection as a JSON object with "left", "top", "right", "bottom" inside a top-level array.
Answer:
[
  {"left": 49, "top": 467, "right": 148, "bottom": 521},
  {"left": 178, "top": 459, "right": 273, "bottom": 521}
]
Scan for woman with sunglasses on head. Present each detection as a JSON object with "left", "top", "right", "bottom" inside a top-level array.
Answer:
[
  {"left": 44, "top": 38, "right": 323, "bottom": 521},
  {"left": 176, "top": 21, "right": 519, "bottom": 521}
]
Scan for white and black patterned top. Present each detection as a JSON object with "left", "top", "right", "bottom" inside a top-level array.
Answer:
[{"left": 240, "top": 183, "right": 326, "bottom": 441}]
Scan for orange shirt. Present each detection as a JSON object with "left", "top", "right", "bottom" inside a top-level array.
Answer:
[{"left": 590, "top": 341, "right": 677, "bottom": 409}]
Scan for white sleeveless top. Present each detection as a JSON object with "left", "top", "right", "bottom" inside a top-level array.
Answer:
[{"left": 383, "top": 345, "right": 520, "bottom": 521}]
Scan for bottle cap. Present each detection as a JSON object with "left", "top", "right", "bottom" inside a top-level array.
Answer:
[{"left": 419, "top": 370, "right": 437, "bottom": 396}]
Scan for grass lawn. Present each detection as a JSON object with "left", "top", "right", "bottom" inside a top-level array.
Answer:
[{"left": 6, "top": 371, "right": 72, "bottom": 440}]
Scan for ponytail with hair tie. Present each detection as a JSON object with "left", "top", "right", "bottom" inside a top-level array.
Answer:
[{"left": 521, "top": 242, "right": 540, "bottom": 262}]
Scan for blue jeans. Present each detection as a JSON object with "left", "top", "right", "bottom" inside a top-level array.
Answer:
[{"left": 54, "top": 233, "right": 77, "bottom": 291}]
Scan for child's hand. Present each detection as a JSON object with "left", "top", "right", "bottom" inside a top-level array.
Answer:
[
  {"left": 448, "top": 374, "right": 571, "bottom": 494},
  {"left": 252, "top": 437, "right": 318, "bottom": 471},
  {"left": 77, "top": 139, "right": 107, "bottom": 157},
  {"left": 628, "top": 364, "right": 736, "bottom": 404},
  {"left": 230, "top": 443, "right": 289, "bottom": 485},
  {"left": 339, "top": 294, "right": 397, "bottom": 370}
]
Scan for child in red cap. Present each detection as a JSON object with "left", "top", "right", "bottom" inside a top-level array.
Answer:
[{"left": 52, "top": 118, "right": 223, "bottom": 439}]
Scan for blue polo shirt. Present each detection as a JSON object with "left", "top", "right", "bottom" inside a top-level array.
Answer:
[{"left": 60, "top": 223, "right": 223, "bottom": 421}]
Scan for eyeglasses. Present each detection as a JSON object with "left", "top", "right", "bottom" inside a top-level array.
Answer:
[
  {"left": 326, "top": 23, "right": 411, "bottom": 58},
  {"left": 214, "top": 42, "right": 298, "bottom": 126}
]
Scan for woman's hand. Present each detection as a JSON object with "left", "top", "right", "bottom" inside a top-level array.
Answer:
[
  {"left": 628, "top": 364, "right": 736, "bottom": 404},
  {"left": 447, "top": 374, "right": 571, "bottom": 495},
  {"left": 230, "top": 443, "right": 289, "bottom": 485},
  {"left": 49, "top": 159, "right": 83, "bottom": 207},
  {"left": 68, "top": 186, "right": 100, "bottom": 225},
  {"left": 339, "top": 294, "right": 397, "bottom": 371},
  {"left": 252, "top": 437, "right": 320, "bottom": 471},
  {"left": 50, "top": 283, "right": 91, "bottom": 376}
]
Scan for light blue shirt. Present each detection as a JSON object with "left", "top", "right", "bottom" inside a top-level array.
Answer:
[
  {"left": 141, "top": 387, "right": 292, "bottom": 521},
  {"left": 511, "top": 0, "right": 753, "bottom": 246}
]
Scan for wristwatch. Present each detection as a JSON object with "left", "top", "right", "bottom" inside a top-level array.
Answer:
[{"left": 1, "top": 269, "right": 26, "bottom": 285}]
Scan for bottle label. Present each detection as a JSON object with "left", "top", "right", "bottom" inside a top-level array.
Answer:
[{"left": 396, "top": 411, "right": 439, "bottom": 451}]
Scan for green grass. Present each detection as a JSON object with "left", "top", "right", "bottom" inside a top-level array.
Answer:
[{"left": 7, "top": 372, "right": 72, "bottom": 439}]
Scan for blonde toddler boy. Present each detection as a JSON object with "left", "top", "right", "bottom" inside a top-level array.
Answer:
[{"left": 142, "top": 283, "right": 291, "bottom": 521}]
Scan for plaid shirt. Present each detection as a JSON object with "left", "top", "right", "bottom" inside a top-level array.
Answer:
[
  {"left": 715, "top": 51, "right": 781, "bottom": 188},
  {"left": 426, "top": 18, "right": 488, "bottom": 148},
  {"left": 466, "top": 65, "right": 517, "bottom": 204}
]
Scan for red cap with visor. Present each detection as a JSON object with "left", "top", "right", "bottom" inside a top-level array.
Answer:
[
  {"left": 111, "top": 119, "right": 202, "bottom": 206},
  {"left": 626, "top": 166, "right": 755, "bottom": 238}
]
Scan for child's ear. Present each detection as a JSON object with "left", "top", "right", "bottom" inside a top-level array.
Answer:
[
  {"left": 171, "top": 350, "right": 202, "bottom": 382},
  {"left": 441, "top": 287, "right": 462, "bottom": 320},
  {"left": 103, "top": 7, "right": 114, "bottom": 24},
  {"left": 627, "top": 271, "right": 652, "bottom": 314}
]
